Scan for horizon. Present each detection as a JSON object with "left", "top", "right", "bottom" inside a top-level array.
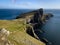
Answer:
[
  {"left": 1, "top": 8, "right": 60, "bottom": 10},
  {"left": 0, "top": 0, "right": 60, "bottom": 9}
]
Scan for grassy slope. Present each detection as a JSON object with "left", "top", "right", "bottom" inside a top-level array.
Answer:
[{"left": 0, "top": 19, "right": 45, "bottom": 45}]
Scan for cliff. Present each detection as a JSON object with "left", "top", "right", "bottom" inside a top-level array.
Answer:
[
  {"left": 15, "top": 8, "right": 53, "bottom": 45},
  {"left": 0, "top": 8, "right": 53, "bottom": 45},
  {"left": 0, "top": 19, "right": 45, "bottom": 45}
]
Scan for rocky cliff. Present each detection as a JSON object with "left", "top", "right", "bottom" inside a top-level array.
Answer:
[
  {"left": 0, "top": 8, "right": 53, "bottom": 45},
  {"left": 16, "top": 8, "right": 53, "bottom": 45},
  {"left": 0, "top": 19, "right": 45, "bottom": 45}
]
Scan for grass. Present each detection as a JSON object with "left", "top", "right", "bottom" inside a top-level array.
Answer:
[
  {"left": 0, "top": 19, "right": 45, "bottom": 45},
  {"left": 0, "top": 19, "right": 26, "bottom": 32}
]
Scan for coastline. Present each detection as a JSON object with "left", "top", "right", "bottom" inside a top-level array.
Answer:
[
  {"left": 16, "top": 8, "right": 53, "bottom": 45},
  {"left": 0, "top": 8, "right": 53, "bottom": 45}
]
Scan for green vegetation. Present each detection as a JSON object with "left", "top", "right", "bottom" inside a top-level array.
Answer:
[{"left": 0, "top": 19, "right": 45, "bottom": 45}]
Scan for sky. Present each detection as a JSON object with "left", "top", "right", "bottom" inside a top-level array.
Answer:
[{"left": 0, "top": 0, "right": 60, "bottom": 9}]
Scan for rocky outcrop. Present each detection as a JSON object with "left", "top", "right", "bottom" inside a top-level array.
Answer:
[
  {"left": 0, "top": 28, "right": 10, "bottom": 36},
  {"left": 0, "top": 28, "right": 13, "bottom": 45},
  {"left": 26, "top": 25, "right": 40, "bottom": 40},
  {"left": 41, "top": 13, "right": 53, "bottom": 24},
  {"left": 16, "top": 8, "right": 43, "bottom": 19},
  {"left": 16, "top": 8, "right": 53, "bottom": 45},
  {"left": 26, "top": 8, "right": 53, "bottom": 45}
]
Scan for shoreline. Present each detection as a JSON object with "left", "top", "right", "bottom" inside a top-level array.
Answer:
[
  {"left": 0, "top": 8, "right": 53, "bottom": 45},
  {"left": 16, "top": 8, "right": 53, "bottom": 45}
]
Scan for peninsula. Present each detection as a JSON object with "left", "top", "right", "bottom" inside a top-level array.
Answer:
[{"left": 0, "top": 8, "right": 53, "bottom": 45}]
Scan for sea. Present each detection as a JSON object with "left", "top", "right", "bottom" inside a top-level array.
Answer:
[
  {"left": 0, "top": 9, "right": 33, "bottom": 20},
  {"left": 41, "top": 9, "right": 60, "bottom": 45},
  {"left": 0, "top": 9, "right": 60, "bottom": 45}
]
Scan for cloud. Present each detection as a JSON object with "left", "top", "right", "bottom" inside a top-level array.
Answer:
[
  {"left": 0, "top": 0, "right": 60, "bottom": 9},
  {"left": 16, "top": 1, "right": 32, "bottom": 6},
  {"left": 12, "top": 1, "right": 35, "bottom": 9}
]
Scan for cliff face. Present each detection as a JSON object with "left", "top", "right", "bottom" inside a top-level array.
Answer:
[
  {"left": 15, "top": 8, "right": 53, "bottom": 45},
  {"left": 0, "top": 19, "right": 45, "bottom": 45},
  {"left": 16, "top": 8, "right": 53, "bottom": 24},
  {"left": 0, "top": 8, "right": 53, "bottom": 45}
]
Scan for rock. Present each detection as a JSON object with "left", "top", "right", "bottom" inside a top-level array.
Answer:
[
  {"left": 38, "top": 8, "right": 43, "bottom": 17},
  {"left": 0, "top": 28, "right": 10, "bottom": 37},
  {"left": 33, "top": 12, "right": 40, "bottom": 23},
  {"left": 26, "top": 18, "right": 31, "bottom": 24},
  {"left": 26, "top": 26, "right": 34, "bottom": 37},
  {"left": 44, "top": 13, "right": 53, "bottom": 18},
  {"left": 26, "top": 26, "right": 40, "bottom": 40},
  {"left": 48, "top": 13, "right": 53, "bottom": 17},
  {"left": 1, "top": 37, "right": 6, "bottom": 41},
  {"left": 16, "top": 8, "right": 53, "bottom": 45},
  {"left": 41, "top": 13, "right": 53, "bottom": 24},
  {"left": 0, "top": 28, "right": 13, "bottom": 45}
]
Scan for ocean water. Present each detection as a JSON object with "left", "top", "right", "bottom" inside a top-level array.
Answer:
[
  {"left": 41, "top": 9, "right": 60, "bottom": 45},
  {"left": 0, "top": 9, "right": 32, "bottom": 20},
  {"left": 0, "top": 9, "right": 60, "bottom": 45}
]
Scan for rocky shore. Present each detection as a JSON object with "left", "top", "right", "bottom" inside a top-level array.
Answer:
[
  {"left": 0, "top": 8, "right": 53, "bottom": 45},
  {"left": 16, "top": 8, "right": 53, "bottom": 45}
]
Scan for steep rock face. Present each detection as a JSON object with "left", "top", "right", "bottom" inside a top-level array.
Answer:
[
  {"left": 0, "top": 19, "right": 45, "bottom": 45},
  {"left": 26, "top": 8, "right": 43, "bottom": 43},
  {"left": 26, "top": 8, "right": 53, "bottom": 45},
  {"left": 26, "top": 25, "right": 40, "bottom": 40},
  {"left": 16, "top": 8, "right": 43, "bottom": 19},
  {"left": 15, "top": 8, "right": 53, "bottom": 45},
  {"left": 19, "top": 8, "right": 53, "bottom": 36}
]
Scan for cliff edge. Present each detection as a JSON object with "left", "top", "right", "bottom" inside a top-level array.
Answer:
[
  {"left": 0, "top": 8, "right": 53, "bottom": 45},
  {"left": 0, "top": 19, "right": 45, "bottom": 45}
]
